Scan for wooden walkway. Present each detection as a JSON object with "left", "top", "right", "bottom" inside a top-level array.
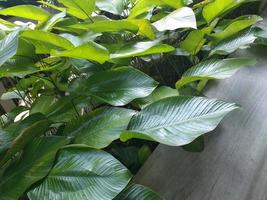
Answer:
[{"left": 134, "top": 17, "right": 267, "bottom": 200}]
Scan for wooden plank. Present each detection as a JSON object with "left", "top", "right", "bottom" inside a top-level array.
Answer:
[{"left": 134, "top": 25, "right": 267, "bottom": 200}]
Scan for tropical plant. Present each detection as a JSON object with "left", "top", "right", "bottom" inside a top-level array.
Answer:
[{"left": 0, "top": 0, "right": 266, "bottom": 199}]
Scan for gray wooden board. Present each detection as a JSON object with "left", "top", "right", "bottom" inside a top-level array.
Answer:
[{"left": 134, "top": 27, "right": 267, "bottom": 200}]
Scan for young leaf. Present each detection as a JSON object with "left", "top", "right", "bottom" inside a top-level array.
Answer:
[
  {"left": 63, "top": 107, "right": 136, "bottom": 149},
  {"left": 70, "top": 67, "right": 158, "bottom": 106},
  {"left": 0, "top": 136, "right": 69, "bottom": 200},
  {"left": 58, "top": 0, "right": 95, "bottom": 19},
  {"left": 210, "top": 15, "right": 262, "bottom": 44},
  {"left": 0, "top": 30, "right": 19, "bottom": 66},
  {"left": 121, "top": 96, "right": 239, "bottom": 146},
  {"left": 68, "top": 19, "right": 155, "bottom": 39},
  {"left": 128, "top": 0, "right": 189, "bottom": 19},
  {"left": 153, "top": 7, "right": 197, "bottom": 31},
  {"left": 28, "top": 146, "right": 132, "bottom": 200},
  {"left": 110, "top": 40, "right": 174, "bottom": 59},
  {"left": 176, "top": 58, "right": 257, "bottom": 88},
  {"left": 21, "top": 30, "right": 74, "bottom": 50},
  {"left": 0, "top": 5, "right": 51, "bottom": 24},
  {"left": 115, "top": 184, "right": 163, "bottom": 200},
  {"left": 51, "top": 42, "right": 109, "bottom": 64}
]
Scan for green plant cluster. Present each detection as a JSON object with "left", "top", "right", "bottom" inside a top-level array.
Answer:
[{"left": 0, "top": 0, "right": 266, "bottom": 199}]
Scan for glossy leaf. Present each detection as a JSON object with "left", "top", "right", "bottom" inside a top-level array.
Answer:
[
  {"left": 121, "top": 96, "right": 239, "bottom": 146},
  {"left": 0, "top": 5, "right": 51, "bottom": 23},
  {"left": 70, "top": 67, "right": 158, "bottom": 106},
  {"left": 28, "top": 146, "right": 132, "bottom": 200},
  {"left": 51, "top": 42, "right": 109, "bottom": 64},
  {"left": 39, "top": 11, "right": 67, "bottom": 31},
  {"left": 0, "top": 136, "right": 69, "bottom": 200},
  {"left": 0, "top": 30, "right": 19, "bottom": 66},
  {"left": 110, "top": 41, "right": 174, "bottom": 59},
  {"left": 176, "top": 58, "right": 257, "bottom": 88},
  {"left": 210, "top": 28, "right": 257, "bottom": 56},
  {"left": 0, "top": 113, "right": 52, "bottom": 167},
  {"left": 96, "top": 0, "right": 124, "bottom": 15},
  {"left": 133, "top": 86, "right": 179, "bottom": 109},
  {"left": 128, "top": 0, "right": 189, "bottom": 19},
  {"left": 153, "top": 7, "right": 197, "bottom": 31},
  {"left": 63, "top": 107, "right": 136, "bottom": 149},
  {"left": 115, "top": 184, "right": 163, "bottom": 200},
  {"left": 58, "top": 0, "right": 95, "bottom": 19}
]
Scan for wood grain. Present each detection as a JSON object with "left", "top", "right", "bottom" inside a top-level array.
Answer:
[{"left": 134, "top": 18, "right": 267, "bottom": 200}]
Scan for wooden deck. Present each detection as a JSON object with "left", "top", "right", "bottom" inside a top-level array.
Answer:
[{"left": 134, "top": 17, "right": 267, "bottom": 200}]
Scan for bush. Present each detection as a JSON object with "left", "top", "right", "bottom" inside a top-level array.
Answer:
[{"left": 0, "top": 0, "right": 266, "bottom": 199}]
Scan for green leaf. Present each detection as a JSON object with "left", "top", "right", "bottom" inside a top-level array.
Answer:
[
  {"left": 21, "top": 30, "right": 74, "bottom": 51},
  {"left": 210, "top": 15, "right": 262, "bottom": 44},
  {"left": 176, "top": 58, "right": 257, "bottom": 88},
  {"left": 70, "top": 67, "right": 158, "bottom": 106},
  {"left": 110, "top": 40, "right": 174, "bottom": 59},
  {"left": 128, "top": 0, "right": 189, "bottom": 19},
  {"left": 63, "top": 107, "right": 136, "bottom": 149},
  {"left": 28, "top": 146, "right": 132, "bottom": 200},
  {"left": 96, "top": 0, "right": 124, "bottom": 15},
  {"left": 138, "top": 145, "right": 152, "bottom": 164},
  {"left": 0, "top": 136, "right": 69, "bottom": 200},
  {"left": 68, "top": 19, "right": 156, "bottom": 39},
  {"left": 209, "top": 28, "right": 257, "bottom": 56},
  {"left": 0, "top": 5, "right": 51, "bottom": 24},
  {"left": 121, "top": 96, "right": 239, "bottom": 146},
  {"left": 58, "top": 0, "right": 95, "bottom": 19},
  {"left": 153, "top": 7, "right": 197, "bottom": 31},
  {"left": 180, "top": 30, "right": 205, "bottom": 55},
  {"left": 0, "top": 113, "right": 52, "bottom": 167},
  {"left": 51, "top": 42, "right": 109, "bottom": 64},
  {"left": 0, "top": 30, "right": 19, "bottom": 66},
  {"left": 182, "top": 136, "right": 205, "bottom": 152},
  {"left": 1, "top": 90, "right": 25, "bottom": 100},
  {"left": 115, "top": 184, "right": 163, "bottom": 200},
  {"left": 202, "top": 0, "right": 248, "bottom": 23},
  {"left": 133, "top": 86, "right": 179, "bottom": 109}
]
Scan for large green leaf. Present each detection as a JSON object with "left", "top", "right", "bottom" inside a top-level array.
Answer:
[
  {"left": 121, "top": 96, "right": 239, "bottom": 146},
  {"left": 0, "top": 30, "right": 19, "bottom": 66},
  {"left": 110, "top": 41, "right": 174, "bottom": 59},
  {"left": 176, "top": 58, "right": 257, "bottom": 88},
  {"left": 0, "top": 136, "right": 69, "bottom": 200},
  {"left": 39, "top": 11, "right": 67, "bottom": 31},
  {"left": 28, "top": 146, "right": 132, "bottom": 200},
  {"left": 58, "top": 0, "right": 95, "bottom": 19},
  {"left": 209, "top": 28, "right": 257, "bottom": 56},
  {"left": 0, "top": 113, "right": 52, "bottom": 167},
  {"left": 0, "top": 5, "right": 51, "bottom": 24},
  {"left": 115, "top": 184, "right": 163, "bottom": 200},
  {"left": 63, "top": 107, "right": 136, "bottom": 149},
  {"left": 67, "top": 19, "right": 155, "bottom": 39},
  {"left": 180, "top": 29, "right": 205, "bottom": 55},
  {"left": 153, "top": 7, "right": 197, "bottom": 31},
  {"left": 133, "top": 86, "right": 179, "bottom": 109},
  {"left": 202, "top": 0, "right": 248, "bottom": 23},
  {"left": 21, "top": 30, "right": 74, "bottom": 50},
  {"left": 70, "top": 67, "right": 158, "bottom": 106},
  {"left": 210, "top": 15, "right": 262, "bottom": 44},
  {"left": 128, "top": 0, "right": 189, "bottom": 19},
  {"left": 51, "top": 42, "right": 109, "bottom": 64}
]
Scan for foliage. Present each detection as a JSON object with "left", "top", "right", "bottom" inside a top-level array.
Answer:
[{"left": 0, "top": 0, "right": 266, "bottom": 199}]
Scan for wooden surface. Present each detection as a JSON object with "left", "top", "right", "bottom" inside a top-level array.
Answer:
[{"left": 134, "top": 21, "right": 267, "bottom": 200}]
